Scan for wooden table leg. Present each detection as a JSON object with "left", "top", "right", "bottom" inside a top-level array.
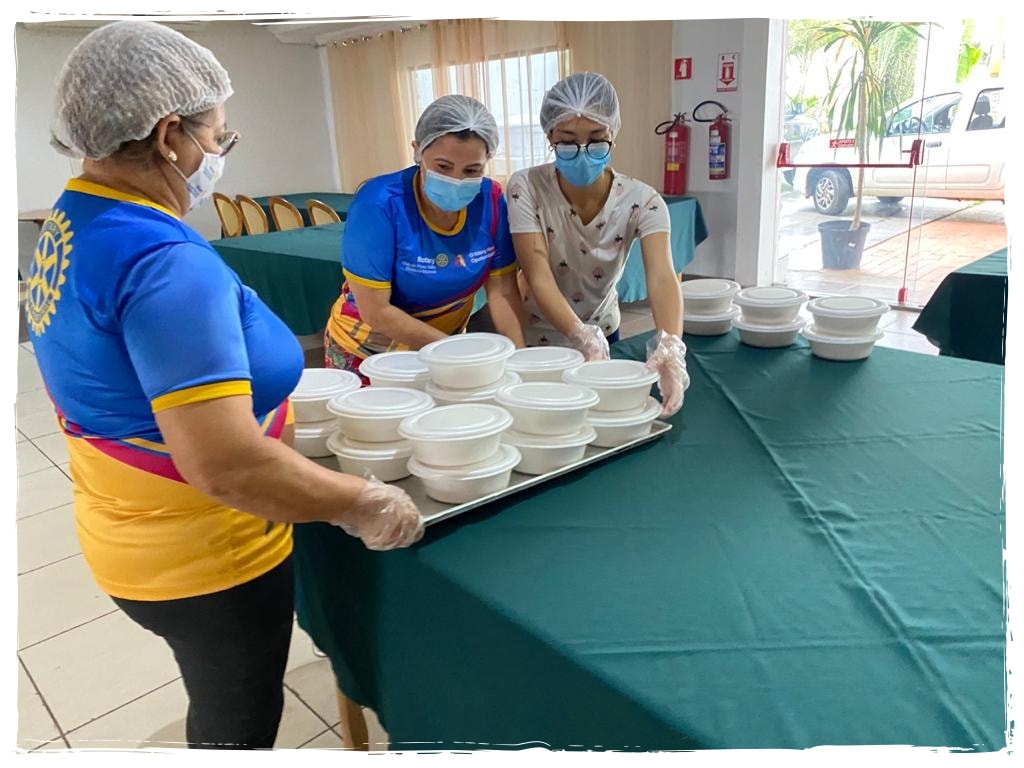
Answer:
[{"left": 336, "top": 687, "right": 370, "bottom": 751}]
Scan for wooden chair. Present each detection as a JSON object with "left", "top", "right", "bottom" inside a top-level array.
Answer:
[
  {"left": 268, "top": 196, "right": 305, "bottom": 231},
  {"left": 236, "top": 194, "right": 270, "bottom": 235},
  {"left": 212, "top": 192, "right": 244, "bottom": 238},
  {"left": 307, "top": 198, "right": 341, "bottom": 226}
]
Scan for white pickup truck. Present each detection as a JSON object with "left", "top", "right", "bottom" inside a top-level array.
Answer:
[{"left": 791, "top": 81, "right": 1006, "bottom": 215}]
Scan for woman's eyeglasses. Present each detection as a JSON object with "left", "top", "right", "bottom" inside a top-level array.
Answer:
[
  {"left": 182, "top": 116, "right": 241, "bottom": 157},
  {"left": 553, "top": 140, "right": 613, "bottom": 161}
]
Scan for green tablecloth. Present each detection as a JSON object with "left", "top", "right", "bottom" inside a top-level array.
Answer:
[
  {"left": 254, "top": 192, "right": 356, "bottom": 230},
  {"left": 211, "top": 223, "right": 344, "bottom": 336},
  {"left": 292, "top": 334, "right": 1005, "bottom": 751},
  {"left": 913, "top": 248, "right": 1008, "bottom": 365}
]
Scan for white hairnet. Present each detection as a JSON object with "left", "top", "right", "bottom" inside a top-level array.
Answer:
[
  {"left": 414, "top": 94, "right": 499, "bottom": 160},
  {"left": 50, "top": 20, "right": 233, "bottom": 160},
  {"left": 540, "top": 72, "right": 622, "bottom": 139}
]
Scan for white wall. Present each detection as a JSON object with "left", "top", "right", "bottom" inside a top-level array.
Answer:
[
  {"left": 15, "top": 20, "right": 339, "bottom": 241},
  {"left": 672, "top": 18, "right": 786, "bottom": 285}
]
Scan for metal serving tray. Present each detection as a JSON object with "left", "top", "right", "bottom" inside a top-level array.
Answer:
[{"left": 391, "top": 420, "right": 672, "bottom": 527}]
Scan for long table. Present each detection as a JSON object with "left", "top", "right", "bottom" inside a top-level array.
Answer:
[
  {"left": 212, "top": 223, "right": 344, "bottom": 336},
  {"left": 253, "top": 192, "right": 356, "bottom": 230},
  {"left": 913, "top": 248, "right": 1008, "bottom": 365},
  {"left": 213, "top": 197, "right": 708, "bottom": 336},
  {"left": 292, "top": 332, "right": 1005, "bottom": 751}
]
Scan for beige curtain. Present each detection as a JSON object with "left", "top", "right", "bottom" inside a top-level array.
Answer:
[
  {"left": 564, "top": 21, "right": 674, "bottom": 187},
  {"left": 326, "top": 20, "right": 669, "bottom": 190}
]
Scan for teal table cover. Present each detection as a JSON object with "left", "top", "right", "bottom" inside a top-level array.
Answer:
[{"left": 292, "top": 332, "right": 1005, "bottom": 751}]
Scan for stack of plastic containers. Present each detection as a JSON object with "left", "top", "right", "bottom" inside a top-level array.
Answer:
[
  {"left": 681, "top": 278, "right": 741, "bottom": 336},
  {"left": 288, "top": 368, "right": 361, "bottom": 458},
  {"left": 731, "top": 286, "right": 808, "bottom": 348},
  {"left": 563, "top": 360, "right": 667, "bottom": 447}
]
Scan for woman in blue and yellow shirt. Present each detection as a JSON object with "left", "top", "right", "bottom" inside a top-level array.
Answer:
[
  {"left": 29, "top": 21, "right": 422, "bottom": 751},
  {"left": 325, "top": 95, "right": 526, "bottom": 374}
]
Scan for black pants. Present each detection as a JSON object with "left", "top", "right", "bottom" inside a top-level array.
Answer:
[{"left": 112, "top": 557, "right": 295, "bottom": 750}]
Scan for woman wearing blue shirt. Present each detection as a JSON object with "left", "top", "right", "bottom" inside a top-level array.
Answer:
[{"left": 325, "top": 95, "right": 525, "bottom": 375}]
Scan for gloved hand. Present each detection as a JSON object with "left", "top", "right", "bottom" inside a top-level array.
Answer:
[
  {"left": 334, "top": 477, "right": 424, "bottom": 551},
  {"left": 567, "top": 322, "right": 610, "bottom": 362},
  {"left": 645, "top": 330, "right": 690, "bottom": 418}
]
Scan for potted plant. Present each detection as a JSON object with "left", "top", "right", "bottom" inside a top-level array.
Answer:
[{"left": 816, "top": 19, "right": 923, "bottom": 269}]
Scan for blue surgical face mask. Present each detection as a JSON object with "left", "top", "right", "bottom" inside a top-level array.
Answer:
[
  {"left": 554, "top": 150, "right": 610, "bottom": 187},
  {"left": 422, "top": 168, "right": 483, "bottom": 212}
]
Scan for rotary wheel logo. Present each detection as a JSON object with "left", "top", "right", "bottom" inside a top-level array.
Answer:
[
  {"left": 435, "top": 253, "right": 449, "bottom": 268},
  {"left": 26, "top": 210, "right": 73, "bottom": 336}
]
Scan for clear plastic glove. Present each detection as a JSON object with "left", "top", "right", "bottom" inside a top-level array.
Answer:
[
  {"left": 334, "top": 477, "right": 424, "bottom": 551},
  {"left": 567, "top": 322, "right": 610, "bottom": 362},
  {"left": 645, "top": 330, "right": 690, "bottom": 418}
]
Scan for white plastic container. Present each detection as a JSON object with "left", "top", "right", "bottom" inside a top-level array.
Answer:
[
  {"left": 425, "top": 371, "right": 521, "bottom": 407},
  {"left": 733, "top": 286, "right": 807, "bottom": 325},
  {"left": 327, "top": 387, "right": 434, "bottom": 443},
  {"left": 359, "top": 351, "right": 431, "bottom": 390},
  {"left": 681, "top": 278, "right": 741, "bottom": 315},
  {"left": 801, "top": 325, "right": 885, "bottom": 361},
  {"left": 398, "top": 403, "right": 513, "bottom": 468},
  {"left": 505, "top": 346, "right": 585, "bottom": 383},
  {"left": 418, "top": 333, "right": 516, "bottom": 390},
  {"left": 563, "top": 360, "right": 659, "bottom": 413},
  {"left": 501, "top": 425, "right": 597, "bottom": 475},
  {"left": 493, "top": 381, "right": 600, "bottom": 436},
  {"left": 290, "top": 368, "right": 362, "bottom": 423},
  {"left": 587, "top": 398, "right": 663, "bottom": 448},
  {"left": 326, "top": 431, "right": 413, "bottom": 482},
  {"left": 732, "top": 316, "right": 806, "bottom": 348},
  {"left": 683, "top": 306, "right": 740, "bottom": 336},
  {"left": 292, "top": 419, "right": 340, "bottom": 458},
  {"left": 806, "top": 296, "right": 890, "bottom": 338},
  {"left": 407, "top": 443, "right": 522, "bottom": 504}
]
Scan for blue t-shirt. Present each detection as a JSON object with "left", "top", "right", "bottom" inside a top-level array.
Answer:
[{"left": 26, "top": 179, "right": 304, "bottom": 443}]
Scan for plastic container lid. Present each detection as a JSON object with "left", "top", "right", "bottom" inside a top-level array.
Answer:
[
  {"left": 294, "top": 419, "right": 340, "bottom": 437},
  {"left": 733, "top": 286, "right": 807, "bottom": 308},
  {"left": 418, "top": 333, "right": 516, "bottom": 366},
  {"left": 802, "top": 325, "right": 885, "bottom": 344},
  {"left": 806, "top": 296, "right": 889, "bottom": 319},
  {"left": 681, "top": 278, "right": 740, "bottom": 300},
  {"left": 398, "top": 403, "right": 512, "bottom": 441},
  {"left": 359, "top": 351, "right": 430, "bottom": 382},
  {"left": 563, "top": 360, "right": 659, "bottom": 390},
  {"left": 587, "top": 397, "right": 662, "bottom": 427},
  {"left": 327, "top": 387, "right": 434, "bottom": 419},
  {"left": 732, "top": 316, "right": 806, "bottom": 333},
  {"left": 425, "top": 371, "right": 520, "bottom": 403},
  {"left": 290, "top": 368, "right": 362, "bottom": 402},
  {"left": 494, "top": 382, "right": 600, "bottom": 411},
  {"left": 683, "top": 306, "right": 741, "bottom": 323},
  {"left": 408, "top": 443, "right": 521, "bottom": 479},
  {"left": 326, "top": 431, "right": 413, "bottom": 459},
  {"left": 502, "top": 424, "right": 596, "bottom": 449},
  {"left": 505, "top": 346, "right": 585, "bottom": 374}
]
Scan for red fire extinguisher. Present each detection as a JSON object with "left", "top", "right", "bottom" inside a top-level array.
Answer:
[
  {"left": 655, "top": 113, "right": 690, "bottom": 196},
  {"left": 708, "top": 112, "right": 731, "bottom": 181},
  {"left": 693, "top": 100, "right": 731, "bottom": 181}
]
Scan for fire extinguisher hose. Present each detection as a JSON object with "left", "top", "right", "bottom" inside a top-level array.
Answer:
[{"left": 655, "top": 113, "right": 688, "bottom": 134}]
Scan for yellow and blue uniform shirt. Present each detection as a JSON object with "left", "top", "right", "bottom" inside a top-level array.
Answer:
[
  {"left": 26, "top": 179, "right": 303, "bottom": 602},
  {"left": 326, "top": 167, "right": 517, "bottom": 358}
]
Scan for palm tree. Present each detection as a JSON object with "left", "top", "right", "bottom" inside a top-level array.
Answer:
[{"left": 818, "top": 19, "right": 923, "bottom": 231}]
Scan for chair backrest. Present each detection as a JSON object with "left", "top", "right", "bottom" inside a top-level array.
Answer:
[
  {"left": 268, "top": 196, "right": 305, "bottom": 231},
  {"left": 968, "top": 96, "right": 993, "bottom": 131},
  {"left": 307, "top": 198, "right": 342, "bottom": 226},
  {"left": 236, "top": 195, "right": 270, "bottom": 235},
  {"left": 212, "top": 192, "right": 244, "bottom": 237}
]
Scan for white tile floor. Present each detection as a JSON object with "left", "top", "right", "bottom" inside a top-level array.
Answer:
[
  {"left": 15, "top": 307, "right": 934, "bottom": 752},
  {"left": 15, "top": 342, "right": 388, "bottom": 752}
]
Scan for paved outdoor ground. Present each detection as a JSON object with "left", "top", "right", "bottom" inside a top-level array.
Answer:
[{"left": 778, "top": 189, "right": 1008, "bottom": 307}]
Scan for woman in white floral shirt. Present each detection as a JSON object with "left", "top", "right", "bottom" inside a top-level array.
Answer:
[{"left": 506, "top": 72, "right": 689, "bottom": 416}]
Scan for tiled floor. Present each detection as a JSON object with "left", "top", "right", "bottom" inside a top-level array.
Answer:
[
  {"left": 15, "top": 342, "right": 388, "bottom": 753},
  {"left": 14, "top": 304, "right": 935, "bottom": 752}
]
